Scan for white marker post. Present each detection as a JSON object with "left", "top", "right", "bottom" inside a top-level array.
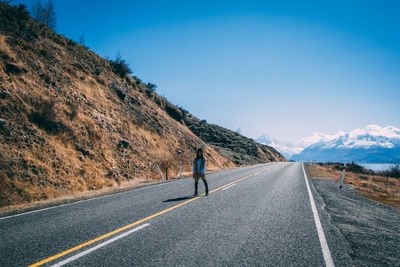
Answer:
[
  {"left": 177, "top": 149, "right": 183, "bottom": 178},
  {"left": 339, "top": 163, "right": 347, "bottom": 189},
  {"left": 156, "top": 164, "right": 165, "bottom": 181}
]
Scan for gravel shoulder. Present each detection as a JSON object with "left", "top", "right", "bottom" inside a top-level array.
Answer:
[{"left": 311, "top": 178, "right": 400, "bottom": 266}]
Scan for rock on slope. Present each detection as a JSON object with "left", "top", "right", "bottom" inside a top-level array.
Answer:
[{"left": 0, "top": 3, "right": 285, "bottom": 207}]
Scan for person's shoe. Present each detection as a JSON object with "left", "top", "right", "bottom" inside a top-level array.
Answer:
[
  {"left": 193, "top": 193, "right": 198, "bottom": 197},
  {"left": 205, "top": 192, "right": 209, "bottom": 196}
]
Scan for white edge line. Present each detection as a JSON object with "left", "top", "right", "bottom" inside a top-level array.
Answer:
[
  {"left": 0, "top": 175, "right": 194, "bottom": 220},
  {"left": 222, "top": 184, "right": 237, "bottom": 191},
  {"left": 50, "top": 223, "right": 150, "bottom": 267},
  {"left": 0, "top": 183, "right": 167, "bottom": 220},
  {"left": 302, "top": 162, "right": 334, "bottom": 267}
]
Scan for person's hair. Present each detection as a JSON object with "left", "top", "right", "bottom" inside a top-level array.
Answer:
[{"left": 196, "top": 148, "right": 204, "bottom": 159}]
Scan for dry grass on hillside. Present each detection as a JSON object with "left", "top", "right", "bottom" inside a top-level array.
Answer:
[
  {"left": 0, "top": 24, "right": 233, "bottom": 209},
  {"left": 0, "top": 2, "right": 283, "bottom": 214},
  {"left": 306, "top": 164, "right": 400, "bottom": 209}
]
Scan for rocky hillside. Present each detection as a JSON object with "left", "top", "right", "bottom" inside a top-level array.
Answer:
[
  {"left": 0, "top": 3, "right": 285, "bottom": 207},
  {"left": 183, "top": 114, "right": 284, "bottom": 164},
  {"left": 150, "top": 95, "right": 285, "bottom": 164}
]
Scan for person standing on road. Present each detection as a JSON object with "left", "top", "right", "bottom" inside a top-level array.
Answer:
[{"left": 193, "top": 148, "right": 209, "bottom": 196}]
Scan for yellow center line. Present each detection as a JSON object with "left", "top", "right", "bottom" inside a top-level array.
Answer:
[{"left": 29, "top": 168, "right": 265, "bottom": 267}]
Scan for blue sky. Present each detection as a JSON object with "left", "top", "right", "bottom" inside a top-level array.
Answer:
[{"left": 16, "top": 0, "right": 400, "bottom": 142}]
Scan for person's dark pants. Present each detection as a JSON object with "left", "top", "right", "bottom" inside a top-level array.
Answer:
[{"left": 194, "top": 174, "right": 208, "bottom": 195}]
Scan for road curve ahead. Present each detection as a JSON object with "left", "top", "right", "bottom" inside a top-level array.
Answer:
[{"left": 0, "top": 163, "right": 352, "bottom": 266}]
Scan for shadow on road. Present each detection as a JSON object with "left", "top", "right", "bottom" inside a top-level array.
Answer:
[{"left": 163, "top": 196, "right": 192, "bottom": 202}]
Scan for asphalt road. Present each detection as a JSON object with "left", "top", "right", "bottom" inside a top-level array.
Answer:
[{"left": 0, "top": 162, "right": 352, "bottom": 266}]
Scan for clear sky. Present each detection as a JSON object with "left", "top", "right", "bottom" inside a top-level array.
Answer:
[{"left": 15, "top": 0, "right": 400, "bottom": 142}]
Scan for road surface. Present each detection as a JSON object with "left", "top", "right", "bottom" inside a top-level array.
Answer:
[{"left": 0, "top": 162, "right": 352, "bottom": 266}]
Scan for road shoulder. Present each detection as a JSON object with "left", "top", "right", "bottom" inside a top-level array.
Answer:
[
  {"left": 310, "top": 177, "right": 400, "bottom": 266},
  {"left": 303, "top": 165, "right": 353, "bottom": 267}
]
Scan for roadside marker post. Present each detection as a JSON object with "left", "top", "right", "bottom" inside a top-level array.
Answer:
[
  {"left": 177, "top": 149, "right": 183, "bottom": 178},
  {"left": 156, "top": 164, "right": 165, "bottom": 181},
  {"left": 339, "top": 163, "right": 347, "bottom": 189}
]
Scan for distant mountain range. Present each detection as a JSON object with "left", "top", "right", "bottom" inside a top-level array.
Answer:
[
  {"left": 257, "top": 125, "right": 400, "bottom": 163},
  {"left": 255, "top": 134, "right": 301, "bottom": 159}
]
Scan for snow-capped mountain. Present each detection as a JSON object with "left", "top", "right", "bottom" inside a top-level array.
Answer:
[
  {"left": 256, "top": 125, "right": 400, "bottom": 163},
  {"left": 256, "top": 131, "right": 346, "bottom": 158},
  {"left": 255, "top": 134, "right": 302, "bottom": 158},
  {"left": 291, "top": 125, "right": 400, "bottom": 163}
]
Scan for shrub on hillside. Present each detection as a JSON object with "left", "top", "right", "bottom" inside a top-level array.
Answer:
[
  {"left": 131, "top": 76, "right": 142, "bottom": 86},
  {"left": 153, "top": 95, "right": 166, "bottom": 108},
  {"left": 146, "top": 82, "right": 157, "bottom": 92},
  {"left": 5, "top": 63, "right": 27, "bottom": 75},
  {"left": 110, "top": 54, "right": 132, "bottom": 78},
  {"left": 0, "top": 3, "right": 30, "bottom": 32},
  {"left": 93, "top": 68, "right": 101, "bottom": 76},
  {"left": 29, "top": 99, "right": 63, "bottom": 133},
  {"left": 178, "top": 106, "right": 188, "bottom": 115},
  {"left": 165, "top": 102, "right": 183, "bottom": 122},
  {"left": 144, "top": 82, "right": 157, "bottom": 97},
  {"left": 66, "top": 38, "right": 75, "bottom": 47},
  {"left": 380, "top": 164, "right": 400, "bottom": 178},
  {"left": 346, "top": 162, "right": 367, "bottom": 173},
  {"left": 0, "top": 50, "right": 13, "bottom": 62}
]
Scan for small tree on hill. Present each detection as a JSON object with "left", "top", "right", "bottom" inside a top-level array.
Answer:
[
  {"left": 146, "top": 82, "right": 157, "bottom": 92},
  {"left": 31, "top": 0, "right": 56, "bottom": 29},
  {"left": 79, "top": 33, "right": 86, "bottom": 46},
  {"left": 110, "top": 53, "right": 133, "bottom": 78}
]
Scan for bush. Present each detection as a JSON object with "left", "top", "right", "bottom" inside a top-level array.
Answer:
[
  {"left": 153, "top": 95, "right": 165, "bottom": 108},
  {"left": 131, "top": 76, "right": 142, "bottom": 86},
  {"left": 67, "top": 38, "right": 75, "bottom": 47},
  {"left": 144, "top": 82, "right": 157, "bottom": 97},
  {"left": 115, "top": 89, "right": 126, "bottom": 101},
  {"left": 346, "top": 162, "right": 367, "bottom": 173},
  {"left": 93, "top": 68, "right": 101, "bottom": 75},
  {"left": 110, "top": 54, "right": 132, "bottom": 78},
  {"left": 165, "top": 102, "right": 183, "bottom": 121},
  {"left": 381, "top": 164, "right": 400, "bottom": 178},
  {"left": 5, "top": 63, "right": 27, "bottom": 75},
  {"left": 29, "top": 99, "right": 63, "bottom": 133},
  {"left": 0, "top": 50, "right": 13, "bottom": 62},
  {"left": 0, "top": 3, "right": 30, "bottom": 32},
  {"left": 178, "top": 106, "right": 188, "bottom": 115},
  {"left": 146, "top": 82, "right": 157, "bottom": 92}
]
